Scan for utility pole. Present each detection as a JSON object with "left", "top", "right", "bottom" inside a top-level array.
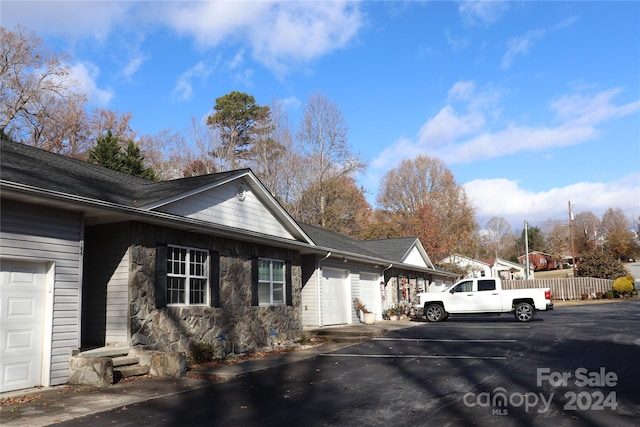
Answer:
[
  {"left": 524, "top": 220, "right": 530, "bottom": 280},
  {"left": 568, "top": 201, "right": 576, "bottom": 276}
]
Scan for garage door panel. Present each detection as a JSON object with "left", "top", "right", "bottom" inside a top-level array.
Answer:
[
  {"left": 0, "top": 261, "right": 46, "bottom": 392},
  {"left": 2, "top": 357, "right": 34, "bottom": 389},
  {"left": 359, "top": 273, "right": 380, "bottom": 317},
  {"left": 322, "top": 268, "right": 348, "bottom": 326}
]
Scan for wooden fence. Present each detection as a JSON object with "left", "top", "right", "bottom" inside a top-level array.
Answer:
[{"left": 502, "top": 278, "right": 615, "bottom": 300}]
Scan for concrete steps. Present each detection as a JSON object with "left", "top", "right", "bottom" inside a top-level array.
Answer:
[{"left": 77, "top": 346, "right": 149, "bottom": 382}]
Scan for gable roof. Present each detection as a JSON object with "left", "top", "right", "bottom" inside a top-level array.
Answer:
[
  {"left": 440, "top": 253, "right": 492, "bottom": 268},
  {"left": 1, "top": 138, "right": 312, "bottom": 244},
  {"left": 494, "top": 257, "right": 525, "bottom": 269},
  {"left": 358, "top": 237, "right": 435, "bottom": 268},
  {"left": 297, "top": 223, "right": 453, "bottom": 276},
  {"left": 299, "top": 223, "right": 381, "bottom": 259}
]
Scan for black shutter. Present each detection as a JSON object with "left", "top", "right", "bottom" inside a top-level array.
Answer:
[
  {"left": 155, "top": 245, "right": 167, "bottom": 308},
  {"left": 285, "top": 260, "right": 293, "bottom": 306},
  {"left": 251, "top": 257, "right": 259, "bottom": 306},
  {"left": 210, "top": 251, "right": 220, "bottom": 307}
]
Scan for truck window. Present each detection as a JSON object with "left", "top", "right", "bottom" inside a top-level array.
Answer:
[
  {"left": 453, "top": 281, "right": 473, "bottom": 292},
  {"left": 478, "top": 280, "right": 496, "bottom": 291}
]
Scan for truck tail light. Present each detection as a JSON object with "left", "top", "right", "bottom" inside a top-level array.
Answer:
[
  {"left": 545, "top": 290, "right": 552, "bottom": 300},
  {"left": 416, "top": 295, "right": 421, "bottom": 305}
]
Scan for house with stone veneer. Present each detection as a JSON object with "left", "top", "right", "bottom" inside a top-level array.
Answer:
[
  {"left": 0, "top": 138, "right": 314, "bottom": 392},
  {"left": 0, "top": 138, "right": 452, "bottom": 393}
]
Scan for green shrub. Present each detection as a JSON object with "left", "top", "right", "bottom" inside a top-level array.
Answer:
[
  {"left": 612, "top": 276, "right": 634, "bottom": 295},
  {"left": 604, "top": 291, "right": 614, "bottom": 299},
  {"left": 189, "top": 341, "right": 214, "bottom": 365}
]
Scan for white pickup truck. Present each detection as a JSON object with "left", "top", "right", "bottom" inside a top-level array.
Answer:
[{"left": 414, "top": 278, "right": 553, "bottom": 322}]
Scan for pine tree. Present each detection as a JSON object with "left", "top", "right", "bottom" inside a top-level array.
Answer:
[{"left": 88, "top": 130, "right": 157, "bottom": 180}]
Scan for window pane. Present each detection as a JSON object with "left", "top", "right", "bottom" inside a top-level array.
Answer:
[
  {"left": 190, "top": 278, "right": 206, "bottom": 304},
  {"left": 258, "top": 282, "right": 271, "bottom": 304},
  {"left": 258, "top": 260, "right": 271, "bottom": 281},
  {"left": 190, "top": 250, "right": 206, "bottom": 276},
  {"left": 168, "top": 277, "right": 185, "bottom": 304},
  {"left": 272, "top": 283, "right": 284, "bottom": 303},
  {"left": 272, "top": 261, "right": 284, "bottom": 282}
]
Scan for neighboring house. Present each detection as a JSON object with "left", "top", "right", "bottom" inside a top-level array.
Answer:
[
  {"left": 492, "top": 257, "right": 529, "bottom": 280},
  {"left": 517, "top": 251, "right": 554, "bottom": 272},
  {"left": 439, "top": 254, "right": 492, "bottom": 279},
  {"left": 0, "top": 139, "right": 453, "bottom": 393},
  {"left": 439, "top": 254, "right": 531, "bottom": 281},
  {"left": 300, "top": 226, "right": 457, "bottom": 326}
]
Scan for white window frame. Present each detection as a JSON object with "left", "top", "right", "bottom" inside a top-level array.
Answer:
[
  {"left": 258, "top": 258, "right": 286, "bottom": 305},
  {"left": 167, "top": 245, "right": 209, "bottom": 306}
]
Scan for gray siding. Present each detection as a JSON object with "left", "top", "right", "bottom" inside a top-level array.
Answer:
[
  {"left": 157, "top": 180, "right": 296, "bottom": 240},
  {"left": 0, "top": 199, "right": 82, "bottom": 386},
  {"left": 84, "top": 223, "right": 130, "bottom": 346},
  {"left": 301, "top": 254, "right": 319, "bottom": 327}
]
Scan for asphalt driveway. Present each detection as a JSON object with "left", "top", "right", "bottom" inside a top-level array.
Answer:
[{"left": 3, "top": 300, "right": 639, "bottom": 426}]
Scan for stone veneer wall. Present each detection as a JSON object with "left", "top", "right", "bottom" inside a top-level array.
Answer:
[{"left": 128, "top": 222, "right": 302, "bottom": 358}]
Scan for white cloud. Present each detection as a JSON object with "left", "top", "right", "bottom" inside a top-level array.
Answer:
[
  {"left": 6, "top": 1, "right": 363, "bottom": 77},
  {"left": 417, "top": 106, "right": 486, "bottom": 148},
  {"left": 501, "top": 28, "right": 545, "bottom": 69},
  {"left": 445, "top": 29, "right": 470, "bottom": 52},
  {"left": 372, "top": 82, "right": 639, "bottom": 167},
  {"left": 122, "top": 54, "right": 146, "bottom": 80},
  {"left": 458, "top": 0, "right": 509, "bottom": 26},
  {"left": 2, "top": 0, "right": 133, "bottom": 40},
  {"left": 172, "top": 61, "right": 213, "bottom": 101},
  {"left": 68, "top": 62, "right": 113, "bottom": 106},
  {"left": 162, "top": 1, "right": 363, "bottom": 74},
  {"left": 464, "top": 174, "right": 640, "bottom": 228},
  {"left": 501, "top": 16, "right": 578, "bottom": 69},
  {"left": 550, "top": 88, "right": 640, "bottom": 126}
]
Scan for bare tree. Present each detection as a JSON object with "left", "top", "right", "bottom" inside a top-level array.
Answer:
[
  {"left": 573, "top": 211, "right": 602, "bottom": 254},
  {"left": 250, "top": 99, "right": 287, "bottom": 197},
  {"left": 0, "top": 26, "right": 82, "bottom": 151},
  {"left": 601, "top": 208, "right": 637, "bottom": 261},
  {"left": 485, "top": 217, "right": 512, "bottom": 258},
  {"left": 545, "top": 221, "right": 570, "bottom": 268},
  {"left": 297, "top": 93, "right": 365, "bottom": 227},
  {"left": 377, "top": 155, "right": 457, "bottom": 214}
]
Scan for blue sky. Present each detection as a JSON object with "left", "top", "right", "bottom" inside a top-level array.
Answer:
[{"left": 3, "top": 1, "right": 639, "bottom": 231}]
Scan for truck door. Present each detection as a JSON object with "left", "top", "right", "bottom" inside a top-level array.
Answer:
[
  {"left": 447, "top": 280, "right": 475, "bottom": 313},
  {"left": 472, "top": 279, "right": 502, "bottom": 312}
]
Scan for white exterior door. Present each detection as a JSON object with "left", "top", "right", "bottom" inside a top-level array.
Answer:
[
  {"left": 359, "top": 273, "right": 381, "bottom": 318},
  {"left": 0, "top": 261, "right": 46, "bottom": 392},
  {"left": 321, "top": 268, "right": 349, "bottom": 325}
]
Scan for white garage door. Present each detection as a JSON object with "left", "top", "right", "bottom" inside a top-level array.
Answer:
[
  {"left": 0, "top": 260, "right": 46, "bottom": 393},
  {"left": 322, "top": 268, "right": 349, "bottom": 326},
  {"left": 360, "top": 273, "right": 380, "bottom": 317}
]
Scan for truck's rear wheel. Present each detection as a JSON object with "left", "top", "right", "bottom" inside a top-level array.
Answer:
[
  {"left": 514, "top": 302, "right": 534, "bottom": 322},
  {"left": 425, "top": 304, "right": 445, "bottom": 322}
]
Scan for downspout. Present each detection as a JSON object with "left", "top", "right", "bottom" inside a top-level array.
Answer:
[{"left": 317, "top": 252, "right": 331, "bottom": 326}]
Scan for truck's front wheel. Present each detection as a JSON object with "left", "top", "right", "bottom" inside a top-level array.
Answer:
[
  {"left": 514, "top": 302, "right": 534, "bottom": 322},
  {"left": 425, "top": 304, "right": 445, "bottom": 322}
]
